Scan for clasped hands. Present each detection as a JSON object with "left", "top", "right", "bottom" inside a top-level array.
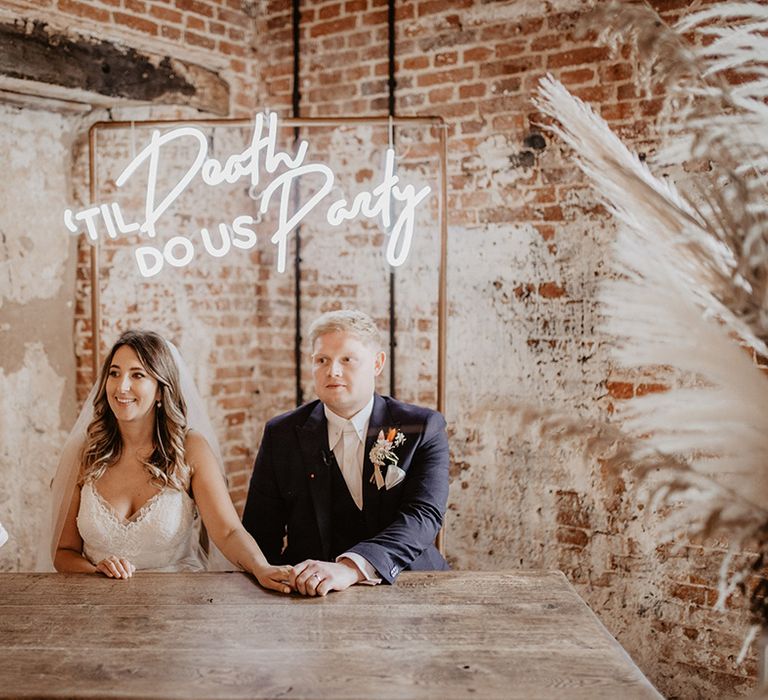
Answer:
[
  {"left": 95, "top": 555, "right": 362, "bottom": 597},
  {"left": 284, "top": 558, "right": 364, "bottom": 596}
]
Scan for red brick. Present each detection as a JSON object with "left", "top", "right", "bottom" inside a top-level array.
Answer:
[
  {"left": 348, "top": 29, "right": 373, "bottom": 48},
  {"left": 495, "top": 41, "right": 527, "bottom": 59},
  {"left": 124, "top": 0, "right": 146, "bottom": 13},
  {"left": 219, "top": 40, "right": 247, "bottom": 57},
  {"left": 538, "top": 281, "right": 565, "bottom": 298},
  {"left": 434, "top": 51, "right": 458, "bottom": 66},
  {"left": 641, "top": 98, "right": 664, "bottom": 117},
  {"left": 185, "top": 14, "right": 205, "bottom": 31},
  {"left": 361, "top": 79, "right": 387, "bottom": 95},
  {"left": 113, "top": 11, "right": 158, "bottom": 35},
  {"left": 344, "top": 65, "right": 372, "bottom": 81},
  {"left": 217, "top": 7, "right": 245, "bottom": 24},
  {"left": 463, "top": 46, "right": 492, "bottom": 63},
  {"left": 556, "top": 527, "right": 589, "bottom": 548},
  {"left": 428, "top": 86, "right": 453, "bottom": 103},
  {"left": 431, "top": 101, "right": 475, "bottom": 118},
  {"left": 560, "top": 68, "right": 594, "bottom": 85},
  {"left": 600, "top": 102, "right": 636, "bottom": 122},
  {"left": 150, "top": 5, "right": 183, "bottom": 23},
  {"left": 176, "top": 0, "right": 214, "bottom": 18},
  {"left": 492, "top": 77, "right": 522, "bottom": 95},
  {"left": 601, "top": 62, "right": 634, "bottom": 83},
  {"left": 58, "top": 0, "right": 110, "bottom": 22},
  {"left": 536, "top": 225, "right": 556, "bottom": 241},
  {"left": 308, "top": 84, "right": 357, "bottom": 102},
  {"left": 310, "top": 15, "right": 357, "bottom": 37},
  {"left": 617, "top": 83, "right": 641, "bottom": 100},
  {"left": 547, "top": 46, "right": 611, "bottom": 69},
  {"left": 185, "top": 29, "right": 215, "bottom": 49},
  {"left": 318, "top": 2, "right": 342, "bottom": 20},
  {"left": 160, "top": 24, "right": 182, "bottom": 40},
  {"left": 395, "top": 3, "right": 414, "bottom": 20},
  {"left": 635, "top": 382, "right": 668, "bottom": 396},
  {"left": 479, "top": 56, "right": 541, "bottom": 78},
  {"left": 530, "top": 34, "right": 562, "bottom": 51},
  {"left": 650, "top": 0, "right": 698, "bottom": 12},
  {"left": 572, "top": 85, "right": 611, "bottom": 103},
  {"left": 362, "top": 9, "right": 388, "bottom": 26},
  {"left": 606, "top": 381, "right": 634, "bottom": 399},
  {"left": 228, "top": 27, "right": 245, "bottom": 41},
  {"left": 267, "top": 13, "right": 290, "bottom": 31},
  {"left": 459, "top": 83, "right": 486, "bottom": 99},
  {"left": 403, "top": 55, "right": 429, "bottom": 70},
  {"left": 416, "top": 66, "right": 474, "bottom": 87},
  {"left": 418, "top": 0, "right": 472, "bottom": 16},
  {"left": 669, "top": 582, "right": 708, "bottom": 606}
]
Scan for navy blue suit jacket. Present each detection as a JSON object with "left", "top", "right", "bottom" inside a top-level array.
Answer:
[{"left": 242, "top": 394, "right": 450, "bottom": 583}]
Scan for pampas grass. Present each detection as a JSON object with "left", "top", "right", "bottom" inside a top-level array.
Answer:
[{"left": 532, "top": 0, "right": 768, "bottom": 649}]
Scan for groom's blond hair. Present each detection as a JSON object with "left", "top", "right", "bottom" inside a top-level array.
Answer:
[{"left": 309, "top": 309, "right": 383, "bottom": 351}]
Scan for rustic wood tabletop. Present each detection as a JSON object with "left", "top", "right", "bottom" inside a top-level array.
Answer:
[{"left": 0, "top": 570, "right": 662, "bottom": 699}]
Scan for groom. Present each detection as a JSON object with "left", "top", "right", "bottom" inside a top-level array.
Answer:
[{"left": 242, "top": 309, "right": 449, "bottom": 596}]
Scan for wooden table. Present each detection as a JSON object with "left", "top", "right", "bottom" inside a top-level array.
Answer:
[{"left": 0, "top": 571, "right": 661, "bottom": 699}]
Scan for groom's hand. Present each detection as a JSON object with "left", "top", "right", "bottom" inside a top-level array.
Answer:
[{"left": 290, "top": 559, "right": 363, "bottom": 596}]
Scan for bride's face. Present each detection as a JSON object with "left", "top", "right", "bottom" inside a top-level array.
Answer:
[{"left": 106, "top": 345, "right": 161, "bottom": 424}]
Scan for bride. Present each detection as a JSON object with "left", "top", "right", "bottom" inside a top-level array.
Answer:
[{"left": 51, "top": 329, "right": 291, "bottom": 593}]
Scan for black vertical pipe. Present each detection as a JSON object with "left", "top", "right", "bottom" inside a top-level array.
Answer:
[
  {"left": 387, "top": 0, "right": 397, "bottom": 397},
  {"left": 292, "top": 0, "right": 304, "bottom": 407}
]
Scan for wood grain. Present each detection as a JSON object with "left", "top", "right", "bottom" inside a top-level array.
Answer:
[{"left": 0, "top": 571, "right": 662, "bottom": 699}]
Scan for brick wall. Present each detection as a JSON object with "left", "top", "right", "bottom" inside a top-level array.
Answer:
[{"left": 1, "top": 0, "right": 760, "bottom": 697}]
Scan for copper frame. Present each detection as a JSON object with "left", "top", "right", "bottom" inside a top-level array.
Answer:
[{"left": 87, "top": 114, "right": 449, "bottom": 548}]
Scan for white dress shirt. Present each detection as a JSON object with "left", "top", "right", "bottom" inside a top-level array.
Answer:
[{"left": 324, "top": 397, "right": 382, "bottom": 584}]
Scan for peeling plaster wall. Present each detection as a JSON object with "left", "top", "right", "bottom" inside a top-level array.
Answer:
[
  {"left": 443, "top": 220, "right": 608, "bottom": 565},
  {"left": 0, "top": 103, "right": 77, "bottom": 570}
]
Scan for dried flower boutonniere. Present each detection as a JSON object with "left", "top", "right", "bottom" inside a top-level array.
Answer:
[{"left": 369, "top": 427, "right": 406, "bottom": 490}]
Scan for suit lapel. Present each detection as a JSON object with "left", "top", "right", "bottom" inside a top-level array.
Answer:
[
  {"left": 362, "top": 394, "right": 396, "bottom": 533},
  {"left": 297, "top": 402, "right": 332, "bottom": 559}
]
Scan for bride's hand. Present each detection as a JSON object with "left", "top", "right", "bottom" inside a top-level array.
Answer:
[
  {"left": 253, "top": 564, "right": 293, "bottom": 594},
  {"left": 95, "top": 555, "right": 136, "bottom": 579}
]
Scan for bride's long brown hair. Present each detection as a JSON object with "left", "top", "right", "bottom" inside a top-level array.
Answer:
[{"left": 80, "top": 330, "right": 190, "bottom": 491}]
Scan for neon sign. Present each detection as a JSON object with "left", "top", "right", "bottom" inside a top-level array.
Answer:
[{"left": 63, "top": 113, "right": 431, "bottom": 277}]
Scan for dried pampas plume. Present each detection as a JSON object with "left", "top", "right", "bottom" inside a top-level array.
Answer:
[{"left": 531, "top": 0, "right": 768, "bottom": 650}]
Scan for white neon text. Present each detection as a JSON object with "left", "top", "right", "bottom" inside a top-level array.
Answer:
[{"left": 63, "top": 113, "right": 431, "bottom": 277}]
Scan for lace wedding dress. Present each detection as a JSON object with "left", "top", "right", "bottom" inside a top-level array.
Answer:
[{"left": 76, "top": 481, "right": 206, "bottom": 572}]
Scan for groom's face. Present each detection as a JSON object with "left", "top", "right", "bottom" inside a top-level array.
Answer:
[{"left": 312, "top": 330, "right": 385, "bottom": 419}]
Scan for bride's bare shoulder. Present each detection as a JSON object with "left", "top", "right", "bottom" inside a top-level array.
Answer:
[{"left": 184, "top": 430, "right": 217, "bottom": 473}]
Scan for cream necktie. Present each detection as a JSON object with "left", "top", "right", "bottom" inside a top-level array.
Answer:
[{"left": 341, "top": 425, "right": 363, "bottom": 510}]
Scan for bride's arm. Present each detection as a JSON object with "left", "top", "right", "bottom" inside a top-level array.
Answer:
[
  {"left": 187, "top": 432, "right": 292, "bottom": 593},
  {"left": 54, "top": 485, "right": 96, "bottom": 573}
]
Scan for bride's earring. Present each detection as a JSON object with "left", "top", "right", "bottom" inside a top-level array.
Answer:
[{"left": 156, "top": 400, "right": 162, "bottom": 408}]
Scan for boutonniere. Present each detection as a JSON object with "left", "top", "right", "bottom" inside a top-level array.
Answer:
[{"left": 369, "top": 427, "right": 406, "bottom": 490}]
